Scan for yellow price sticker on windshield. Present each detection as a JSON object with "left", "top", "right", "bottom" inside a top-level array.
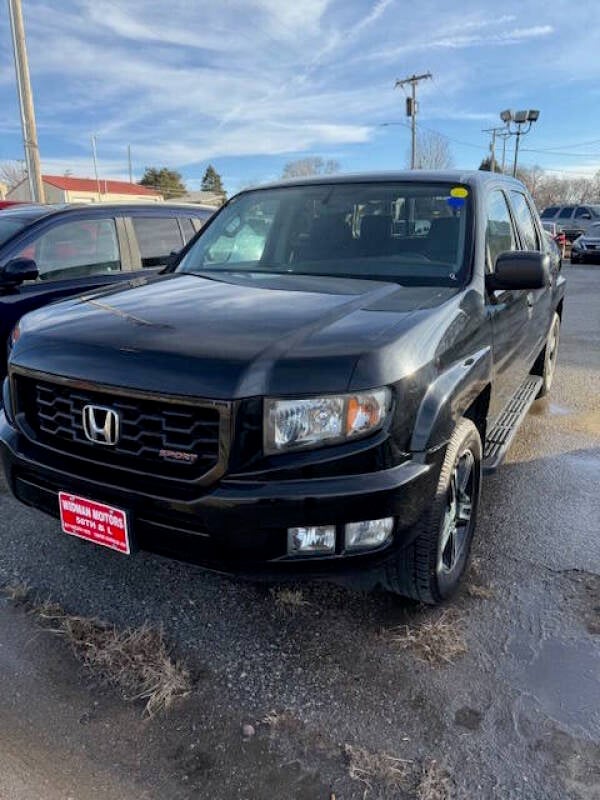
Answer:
[{"left": 450, "top": 187, "right": 468, "bottom": 198}]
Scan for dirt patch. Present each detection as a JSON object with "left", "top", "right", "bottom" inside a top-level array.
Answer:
[{"left": 391, "top": 609, "right": 468, "bottom": 666}]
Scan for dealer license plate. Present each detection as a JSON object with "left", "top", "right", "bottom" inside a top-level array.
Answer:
[{"left": 58, "top": 492, "right": 130, "bottom": 555}]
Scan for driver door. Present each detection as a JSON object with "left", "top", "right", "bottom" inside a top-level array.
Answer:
[{"left": 485, "top": 189, "right": 530, "bottom": 420}]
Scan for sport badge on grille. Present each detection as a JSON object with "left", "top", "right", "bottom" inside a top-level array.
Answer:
[{"left": 82, "top": 405, "right": 120, "bottom": 446}]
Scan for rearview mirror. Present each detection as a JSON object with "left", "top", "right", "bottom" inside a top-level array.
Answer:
[
  {"left": 486, "top": 251, "right": 550, "bottom": 291},
  {"left": 0, "top": 257, "right": 39, "bottom": 285}
]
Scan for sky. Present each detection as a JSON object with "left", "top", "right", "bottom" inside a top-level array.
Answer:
[{"left": 1, "top": 0, "right": 600, "bottom": 195}]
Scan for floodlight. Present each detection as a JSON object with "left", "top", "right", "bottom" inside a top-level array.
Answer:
[
  {"left": 514, "top": 110, "right": 529, "bottom": 124},
  {"left": 500, "top": 109, "right": 513, "bottom": 123},
  {"left": 527, "top": 109, "right": 540, "bottom": 122}
]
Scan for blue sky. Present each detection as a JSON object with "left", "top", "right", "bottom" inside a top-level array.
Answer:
[{"left": 1, "top": 0, "right": 599, "bottom": 194}]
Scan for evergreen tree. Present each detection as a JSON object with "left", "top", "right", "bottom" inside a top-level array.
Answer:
[{"left": 201, "top": 165, "right": 226, "bottom": 198}]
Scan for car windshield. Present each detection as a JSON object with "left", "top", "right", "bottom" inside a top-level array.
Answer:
[{"left": 177, "top": 182, "right": 471, "bottom": 287}]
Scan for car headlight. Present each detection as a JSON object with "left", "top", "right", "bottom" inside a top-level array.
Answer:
[{"left": 264, "top": 388, "right": 391, "bottom": 453}]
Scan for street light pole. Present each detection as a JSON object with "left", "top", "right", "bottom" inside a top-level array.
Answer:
[
  {"left": 7, "top": 0, "right": 44, "bottom": 203},
  {"left": 512, "top": 126, "right": 522, "bottom": 178},
  {"left": 499, "top": 109, "right": 540, "bottom": 178}
]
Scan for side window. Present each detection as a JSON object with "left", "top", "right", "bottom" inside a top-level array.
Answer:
[
  {"left": 541, "top": 206, "right": 559, "bottom": 219},
  {"left": 509, "top": 191, "right": 540, "bottom": 251},
  {"left": 131, "top": 217, "right": 184, "bottom": 267},
  {"left": 486, "top": 190, "right": 517, "bottom": 269},
  {"left": 574, "top": 206, "right": 591, "bottom": 219},
  {"left": 16, "top": 218, "right": 120, "bottom": 281},
  {"left": 557, "top": 206, "right": 574, "bottom": 219},
  {"left": 179, "top": 217, "right": 197, "bottom": 244}
]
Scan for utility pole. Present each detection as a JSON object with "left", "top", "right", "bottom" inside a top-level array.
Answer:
[
  {"left": 8, "top": 0, "right": 44, "bottom": 202},
  {"left": 395, "top": 72, "right": 432, "bottom": 169},
  {"left": 91, "top": 134, "right": 101, "bottom": 200},
  {"left": 482, "top": 126, "right": 509, "bottom": 172},
  {"left": 127, "top": 144, "right": 133, "bottom": 183}
]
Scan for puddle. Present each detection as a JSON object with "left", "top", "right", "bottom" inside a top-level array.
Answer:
[
  {"left": 530, "top": 401, "right": 572, "bottom": 417},
  {"left": 518, "top": 639, "right": 600, "bottom": 734}
]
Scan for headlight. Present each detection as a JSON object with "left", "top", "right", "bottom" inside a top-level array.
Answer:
[{"left": 264, "top": 388, "right": 391, "bottom": 453}]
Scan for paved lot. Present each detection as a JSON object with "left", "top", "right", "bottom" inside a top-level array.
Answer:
[{"left": 1, "top": 264, "right": 599, "bottom": 799}]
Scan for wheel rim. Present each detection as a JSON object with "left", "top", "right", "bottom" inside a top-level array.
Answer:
[{"left": 437, "top": 449, "right": 475, "bottom": 575}]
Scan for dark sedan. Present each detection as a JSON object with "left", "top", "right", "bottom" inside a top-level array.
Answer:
[
  {"left": 571, "top": 222, "right": 600, "bottom": 264},
  {"left": 0, "top": 202, "right": 214, "bottom": 384}
]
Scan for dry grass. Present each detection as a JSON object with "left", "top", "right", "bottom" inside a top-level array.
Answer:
[
  {"left": 344, "top": 744, "right": 413, "bottom": 793},
  {"left": 1, "top": 580, "right": 31, "bottom": 603},
  {"left": 466, "top": 583, "right": 494, "bottom": 599},
  {"left": 271, "top": 587, "right": 310, "bottom": 612},
  {"left": 416, "top": 759, "right": 454, "bottom": 800},
  {"left": 33, "top": 603, "right": 190, "bottom": 716},
  {"left": 391, "top": 609, "right": 467, "bottom": 666}
]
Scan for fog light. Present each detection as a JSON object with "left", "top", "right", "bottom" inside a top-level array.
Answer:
[
  {"left": 345, "top": 518, "right": 394, "bottom": 551},
  {"left": 288, "top": 525, "right": 336, "bottom": 556}
]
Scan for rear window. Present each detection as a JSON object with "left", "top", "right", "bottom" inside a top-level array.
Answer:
[
  {"left": 541, "top": 207, "right": 559, "bottom": 218},
  {"left": 132, "top": 217, "right": 184, "bottom": 267}
]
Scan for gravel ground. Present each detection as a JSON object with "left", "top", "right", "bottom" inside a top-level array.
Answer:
[{"left": 0, "top": 263, "right": 598, "bottom": 799}]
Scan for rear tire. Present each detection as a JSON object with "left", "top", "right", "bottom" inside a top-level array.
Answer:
[
  {"left": 535, "top": 312, "right": 560, "bottom": 398},
  {"left": 382, "top": 418, "right": 482, "bottom": 604}
]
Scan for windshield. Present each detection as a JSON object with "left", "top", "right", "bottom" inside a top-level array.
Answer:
[{"left": 177, "top": 182, "right": 471, "bottom": 286}]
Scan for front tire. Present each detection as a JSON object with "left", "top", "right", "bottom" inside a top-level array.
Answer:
[{"left": 383, "top": 418, "right": 482, "bottom": 604}]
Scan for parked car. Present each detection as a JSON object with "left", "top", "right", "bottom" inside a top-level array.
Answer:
[
  {"left": 1, "top": 172, "right": 565, "bottom": 604},
  {"left": 540, "top": 204, "right": 600, "bottom": 241},
  {"left": 0, "top": 203, "right": 213, "bottom": 383},
  {"left": 571, "top": 221, "right": 600, "bottom": 263}
]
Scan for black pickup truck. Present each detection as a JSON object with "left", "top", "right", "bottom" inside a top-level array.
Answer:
[{"left": 0, "top": 172, "right": 565, "bottom": 603}]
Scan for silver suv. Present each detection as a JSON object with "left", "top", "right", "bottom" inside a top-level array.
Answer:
[{"left": 540, "top": 204, "right": 600, "bottom": 239}]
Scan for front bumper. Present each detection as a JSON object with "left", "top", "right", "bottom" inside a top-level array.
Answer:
[{"left": 0, "top": 412, "right": 440, "bottom": 585}]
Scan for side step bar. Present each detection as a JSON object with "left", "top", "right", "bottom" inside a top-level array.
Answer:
[{"left": 483, "top": 375, "right": 543, "bottom": 473}]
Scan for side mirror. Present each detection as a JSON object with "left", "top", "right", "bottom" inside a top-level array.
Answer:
[
  {"left": 486, "top": 251, "right": 550, "bottom": 291},
  {"left": 0, "top": 257, "right": 39, "bottom": 285},
  {"left": 164, "top": 249, "right": 180, "bottom": 270}
]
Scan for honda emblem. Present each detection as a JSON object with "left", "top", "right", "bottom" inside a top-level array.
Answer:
[{"left": 82, "top": 405, "right": 120, "bottom": 446}]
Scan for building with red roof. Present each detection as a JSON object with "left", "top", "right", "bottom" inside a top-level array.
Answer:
[{"left": 7, "top": 174, "right": 164, "bottom": 204}]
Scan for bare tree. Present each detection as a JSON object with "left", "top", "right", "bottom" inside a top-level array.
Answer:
[
  {"left": 0, "top": 160, "right": 27, "bottom": 189},
  {"left": 281, "top": 157, "right": 340, "bottom": 180},
  {"left": 515, "top": 166, "right": 600, "bottom": 209},
  {"left": 409, "top": 131, "right": 454, "bottom": 170}
]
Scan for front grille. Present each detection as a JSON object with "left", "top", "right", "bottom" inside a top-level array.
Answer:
[{"left": 14, "top": 374, "right": 226, "bottom": 482}]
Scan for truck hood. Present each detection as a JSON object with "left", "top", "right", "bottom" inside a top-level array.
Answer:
[{"left": 12, "top": 272, "right": 459, "bottom": 399}]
